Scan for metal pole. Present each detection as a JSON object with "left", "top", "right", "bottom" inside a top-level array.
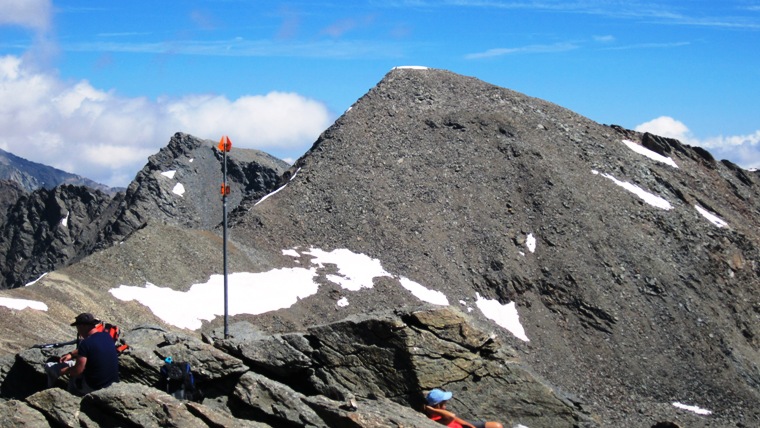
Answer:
[{"left": 223, "top": 144, "right": 229, "bottom": 339}]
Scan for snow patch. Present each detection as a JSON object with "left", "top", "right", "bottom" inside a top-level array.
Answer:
[
  {"left": 161, "top": 170, "right": 176, "bottom": 179},
  {"left": 60, "top": 212, "right": 69, "bottom": 227},
  {"left": 592, "top": 170, "right": 672, "bottom": 210},
  {"left": 0, "top": 297, "right": 48, "bottom": 311},
  {"left": 109, "top": 247, "right": 524, "bottom": 335},
  {"left": 475, "top": 293, "right": 529, "bottom": 341},
  {"left": 282, "top": 249, "right": 300, "bottom": 257},
  {"left": 255, "top": 184, "right": 286, "bottom": 206},
  {"left": 695, "top": 205, "right": 728, "bottom": 228},
  {"left": 25, "top": 272, "right": 48, "bottom": 287},
  {"left": 110, "top": 269, "right": 320, "bottom": 330},
  {"left": 526, "top": 233, "right": 536, "bottom": 253},
  {"left": 172, "top": 183, "right": 185, "bottom": 196},
  {"left": 305, "top": 248, "right": 391, "bottom": 291},
  {"left": 290, "top": 167, "right": 302, "bottom": 181},
  {"left": 399, "top": 276, "right": 449, "bottom": 306},
  {"left": 672, "top": 402, "right": 712, "bottom": 415},
  {"left": 394, "top": 65, "right": 429, "bottom": 70},
  {"left": 622, "top": 139, "right": 678, "bottom": 168}
]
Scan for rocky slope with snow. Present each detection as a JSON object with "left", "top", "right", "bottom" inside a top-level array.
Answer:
[{"left": 0, "top": 67, "right": 758, "bottom": 427}]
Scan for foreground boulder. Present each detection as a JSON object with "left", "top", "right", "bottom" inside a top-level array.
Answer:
[{"left": 213, "top": 306, "right": 585, "bottom": 427}]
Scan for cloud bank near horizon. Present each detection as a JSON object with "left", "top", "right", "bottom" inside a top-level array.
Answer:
[{"left": 0, "top": 54, "right": 332, "bottom": 187}]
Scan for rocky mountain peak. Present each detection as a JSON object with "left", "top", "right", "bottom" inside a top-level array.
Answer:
[{"left": 230, "top": 67, "right": 760, "bottom": 424}]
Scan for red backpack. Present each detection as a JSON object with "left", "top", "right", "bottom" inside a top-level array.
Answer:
[{"left": 94, "top": 322, "right": 130, "bottom": 354}]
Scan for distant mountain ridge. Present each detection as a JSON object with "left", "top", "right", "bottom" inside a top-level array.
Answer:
[
  {"left": 0, "top": 133, "right": 289, "bottom": 289},
  {"left": 0, "top": 147, "right": 114, "bottom": 194}
]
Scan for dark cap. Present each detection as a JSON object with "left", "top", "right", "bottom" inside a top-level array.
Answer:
[{"left": 71, "top": 313, "right": 101, "bottom": 326}]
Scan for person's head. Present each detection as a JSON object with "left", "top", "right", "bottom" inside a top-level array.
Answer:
[
  {"left": 425, "top": 388, "right": 453, "bottom": 408},
  {"left": 71, "top": 312, "right": 101, "bottom": 337}
]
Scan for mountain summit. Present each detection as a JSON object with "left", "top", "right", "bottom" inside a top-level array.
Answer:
[
  {"left": 0, "top": 67, "right": 758, "bottom": 426},
  {"left": 233, "top": 67, "right": 760, "bottom": 424}
]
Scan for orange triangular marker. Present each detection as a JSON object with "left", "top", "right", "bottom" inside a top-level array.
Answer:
[{"left": 218, "top": 135, "right": 232, "bottom": 152}]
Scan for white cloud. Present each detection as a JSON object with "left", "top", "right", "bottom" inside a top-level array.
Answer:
[
  {"left": 0, "top": 0, "right": 52, "bottom": 32},
  {"left": 635, "top": 116, "right": 692, "bottom": 142},
  {"left": 593, "top": 35, "right": 615, "bottom": 43},
  {"left": 166, "top": 92, "right": 331, "bottom": 150},
  {"left": 635, "top": 116, "right": 760, "bottom": 169},
  {"left": 465, "top": 42, "right": 578, "bottom": 59},
  {"left": 700, "top": 131, "right": 760, "bottom": 149},
  {"left": 0, "top": 55, "right": 332, "bottom": 187}
]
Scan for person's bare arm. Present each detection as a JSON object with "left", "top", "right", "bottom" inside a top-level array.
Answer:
[
  {"left": 424, "top": 405, "right": 454, "bottom": 423},
  {"left": 59, "top": 349, "right": 78, "bottom": 363},
  {"left": 424, "top": 406, "right": 478, "bottom": 428}
]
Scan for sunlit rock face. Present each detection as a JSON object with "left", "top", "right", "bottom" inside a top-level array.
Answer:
[{"left": 232, "top": 68, "right": 760, "bottom": 425}]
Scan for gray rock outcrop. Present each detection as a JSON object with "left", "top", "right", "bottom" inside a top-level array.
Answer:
[{"left": 0, "top": 185, "right": 113, "bottom": 289}]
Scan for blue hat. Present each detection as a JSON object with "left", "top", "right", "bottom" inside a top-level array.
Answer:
[{"left": 426, "top": 388, "right": 453, "bottom": 405}]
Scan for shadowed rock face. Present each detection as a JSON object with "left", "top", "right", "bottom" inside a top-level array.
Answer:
[
  {"left": 0, "top": 184, "right": 114, "bottom": 289},
  {"left": 0, "top": 180, "right": 26, "bottom": 213},
  {"left": 0, "top": 68, "right": 759, "bottom": 426}
]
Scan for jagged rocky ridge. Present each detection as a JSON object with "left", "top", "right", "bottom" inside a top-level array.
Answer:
[
  {"left": 0, "top": 133, "right": 288, "bottom": 289},
  {"left": 0, "top": 68, "right": 758, "bottom": 427}
]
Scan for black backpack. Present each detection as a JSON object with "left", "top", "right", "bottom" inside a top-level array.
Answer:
[{"left": 160, "top": 361, "right": 199, "bottom": 401}]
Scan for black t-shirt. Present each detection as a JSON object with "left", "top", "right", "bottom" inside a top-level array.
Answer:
[{"left": 77, "top": 331, "right": 119, "bottom": 389}]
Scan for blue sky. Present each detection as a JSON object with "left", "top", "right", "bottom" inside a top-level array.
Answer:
[{"left": 1, "top": 0, "right": 759, "bottom": 186}]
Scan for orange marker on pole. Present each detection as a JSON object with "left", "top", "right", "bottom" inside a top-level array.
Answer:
[{"left": 218, "top": 135, "right": 232, "bottom": 152}]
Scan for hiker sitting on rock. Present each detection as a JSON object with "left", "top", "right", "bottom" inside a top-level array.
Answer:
[
  {"left": 423, "top": 388, "right": 504, "bottom": 428},
  {"left": 44, "top": 313, "right": 120, "bottom": 395}
]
